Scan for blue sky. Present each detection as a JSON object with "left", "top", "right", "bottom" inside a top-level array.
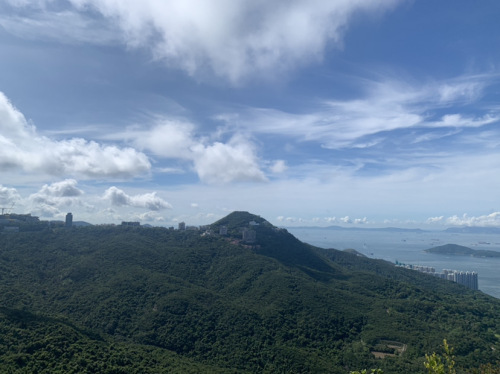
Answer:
[{"left": 1, "top": 0, "right": 500, "bottom": 228}]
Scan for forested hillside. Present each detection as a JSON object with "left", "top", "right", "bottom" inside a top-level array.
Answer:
[{"left": 0, "top": 211, "right": 499, "bottom": 373}]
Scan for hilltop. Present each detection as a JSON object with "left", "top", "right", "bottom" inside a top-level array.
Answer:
[{"left": 0, "top": 211, "right": 500, "bottom": 373}]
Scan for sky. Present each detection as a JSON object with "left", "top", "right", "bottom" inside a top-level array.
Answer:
[{"left": 0, "top": 0, "right": 500, "bottom": 228}]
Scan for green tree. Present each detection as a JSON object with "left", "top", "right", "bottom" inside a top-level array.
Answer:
[{"left": 424, "top": 339, "right": 455, "bottom": 374}]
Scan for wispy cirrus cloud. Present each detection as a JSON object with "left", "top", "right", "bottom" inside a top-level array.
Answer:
[
  {"left": 0, "top": 7, "right": 119, "bottom": 45},
  {"left": 219, "top": 73, "right": 500, "bottom": 149}
]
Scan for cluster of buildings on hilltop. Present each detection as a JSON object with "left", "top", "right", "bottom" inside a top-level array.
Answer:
[
  {"left": 0, "top": 213, "right": 40, "bottom": 224},
  {"left": 176, "top": 222, "right": 211, "bottom": 231},
  {"left": 2, "top": 211, "right": 260, "bottom": 244},
  {"left": 0, "top": 213, "right": 41, "bottom": 232},
  {"left": 397, "top": 263, "right": 478, "bottom": 290},
  {"left": 176, "top": 221, "right": 258, "bottom": 243},
  {"left": 0, "top": 212, "right": 75, "bottom": 232}
]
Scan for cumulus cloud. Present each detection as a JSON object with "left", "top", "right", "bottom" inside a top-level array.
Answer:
[
  {"left": 31, "top": 179, "right": 83, "bottom": 200},
  {"left": 0, "top": 92, "right": 151, "bottom": 179},
  {"left": 340, "top": 216, "right": 352, "bottom": 224},
  {"left": 132, "top": 121, "right": 196, "bottom": 159},
  {"left": 0, "top": 185, "right": 21, "bottom": 206},
  {"left": 137, "top": 211, "right": 166, "bottom": 222},
  {"left": 28, "top": 179, "right": 87, "bottom": 217},
  {"left": 426, "top": 216, "right": 444, "bottom": 224},
  {"left": 354, "top": 217, "right": 367, "bottom": 224},
  {"left": 125, "top": 121, "right": 267, "bottom": 184},
  {"left": 275, "top": 216, "right": 302, "bottom": 223},
  {"left": 103, "top": 186, "right": 172, "bottom": 211},
  {"left": 2, "top": 0, "right": 401, "bottom": 83},
  {"left": 445, "top": 212, "right": 500, "bottom": 227},
  {"left": 191, "top": 138, "right": 267, "bottom": 184},
  {"left": 1, "top": 90, "right": 266, "bottom": 185}
]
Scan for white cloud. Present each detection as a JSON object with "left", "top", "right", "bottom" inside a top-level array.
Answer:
[
  {"left": 270, "top": 160, "right": 287, "bottom": 174},
  {"left": 122, "top": 120, "right": 267, "bottom": 184},
  {"left": 340, "top": 216, "right": 352, "bottom": 224},
  {"left": 0, "top": 185, "right": 21, "bottom": 205},
  {"left": 223, "top": 74, "right": 499, "bottom": 149},
  {"left": 0, "top": 90, "right": 267, "bottom": 185},
  {"left": 28, "top": 179, "right": 87, "bottom": 218},
  {"left": 426, "top": 216, "right": 444, "bottom": 224},
  {"left": 156, "top": 167, "right": 185, "bottom": 174},
  {"left": 0, "top": 8, "right": 119, "bottom": 45},
  {"left": 192, "top": 137, "right": 267, "bottom": 184},
  {"left": 138, "top": 211, "right": 166, "bottom": 222},
  {"left": 0, "top": 91, "right": 151, "bottom": 179},
  {"left": 33, "top": 204, "right": 61, "bottom": 218},
  {"left": 438, "top": 80, "right": 484, "bottom": 103},
  {"left": 3, "top": 0, "right": 402, "bottom": 83},
  {"left": 132, "top": 121, "right": 196, "bottom": 159},
  {"left": 445, "top": 212, "right": 500, "bottom": 227},
  {"left": 354, "top": 217, "right": 367, "bottom": 224},
  {"left": 103, "top": 186, "right": 172, "bottom": 211},
  {"left": 32, "top": 179, "right": 83, "bottom": 199},
  {"left": 431, "top": 114, "right": 499, "bottom": 128}
]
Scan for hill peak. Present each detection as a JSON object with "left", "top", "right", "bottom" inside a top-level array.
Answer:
[
  {"left": 211, "top": 211, "right": 271, "bottom": 230},
  {"left": 425, "top": 243, "right": 474, "bottom": 255}
]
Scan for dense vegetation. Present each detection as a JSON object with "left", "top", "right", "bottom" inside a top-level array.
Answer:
[{"left": 0, "top": 211, "right": 500, "bottom": 373}]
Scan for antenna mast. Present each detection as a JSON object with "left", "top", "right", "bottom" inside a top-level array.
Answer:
[{"left": 0, "top": 203, "right": 15, "bottom": 215}]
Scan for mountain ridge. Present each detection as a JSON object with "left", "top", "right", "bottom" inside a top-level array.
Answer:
[{"left": 0, "top": 211, "right": 500, "bottom": 373}]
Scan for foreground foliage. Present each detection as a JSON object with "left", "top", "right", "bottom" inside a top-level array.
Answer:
[
  {"left": 1, "top": 211, "right": 500, "bottom": 373},
  {"left": 424, "top": 340, "right": 456, "bottom": 374}
]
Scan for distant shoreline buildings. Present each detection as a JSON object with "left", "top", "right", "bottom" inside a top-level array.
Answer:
[{"left": 397, "top": 262, "right": 478, "bottom": 290}]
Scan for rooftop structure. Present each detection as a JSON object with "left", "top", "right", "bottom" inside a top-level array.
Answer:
[
  {"left": 66, "top": 212, "right": 73, "bottom": 227},
  {"left": 242, "top": 228, "right": 256, "bottom": 243},
  {"left": 121, "top": 221, "right": 141, "bottom": 227}
]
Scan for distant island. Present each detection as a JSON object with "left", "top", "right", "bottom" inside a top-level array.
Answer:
[
  {"left": 290, "top": 225, "right": 500, "bottom": 234},
  {"left": 290, "top": 225, "right": 427, "bottom": 233},
  {"left": 444, "top": 226, "right": 500, "bottom": 234},
  {"left": 425, "top": 243, "right": 500, "bottom": 258}
]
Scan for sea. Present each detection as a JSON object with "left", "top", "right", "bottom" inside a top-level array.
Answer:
[{"left": 287, "top": 227, "right": 500, "bottom": 299}]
